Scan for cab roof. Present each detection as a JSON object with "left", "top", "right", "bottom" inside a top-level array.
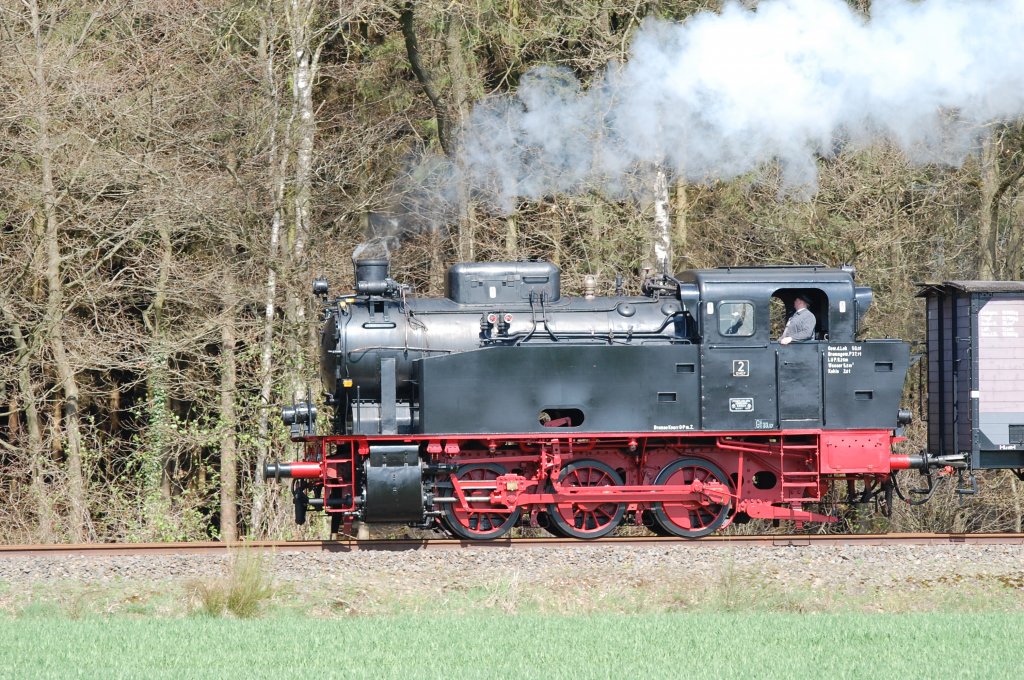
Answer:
[{"left": 676, "top": 266, "right": 857, "bottom": 287}]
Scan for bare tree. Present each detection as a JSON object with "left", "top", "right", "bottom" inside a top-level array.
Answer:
[
  {"left": 12, "top": 0, "right": 103, "bottom": 541},
  {"left": 251, "top": 0, "right": 291, "bottom": 537},
  {"left": 977, "top": 125, "right": 1024, "bottom": 280}
]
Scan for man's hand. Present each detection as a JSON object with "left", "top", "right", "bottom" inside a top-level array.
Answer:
[{"left": 779, "top": 336, "right": 792, "bottom": 345}]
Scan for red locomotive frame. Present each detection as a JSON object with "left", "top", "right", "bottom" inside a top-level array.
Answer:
[{"left": 283, "top": 428, "right": 908, "bottom": 539}]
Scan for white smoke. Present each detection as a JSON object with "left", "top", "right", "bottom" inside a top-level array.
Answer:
[{"left": 452, "top": 0, "right": 1024, "bottom": 208}]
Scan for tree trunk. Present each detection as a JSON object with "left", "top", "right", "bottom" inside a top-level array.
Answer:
[
  {"left": 978, "top": 132, "right": 999, "bottom": 279},
  {"left": 107, "top": 378, "right": 121, "bottom": 437},
  {"left": 0, "top": 298, "right": 54, "bottom": 541},
  {"left": 143, "top": 211, "right": 174, "bottom": 510},
  {"left": 29, "top": 0, "right": 88, "bottom": 541},
  {"left": 446, "top": 9, "right": 477, "bottom": 261},
  {"left": 506, "top": 215, "right": 518, "bottom": 259},
  {"left": 400, "top": 1, "right": 452, "bottom": 155},
  {"left": 290, "top": 0, "right": 315, "bottom": 273},
  {"left": 587, "top": 195, "right": 609, "bottom": 280},
  {"left": 1010, "top": 474, "right": 1022, "bottom": 534},
  {"left": 652, "top": 168, "right": 672, "bottom": 272},
  {"left": 219, "top": 254, "right": 239, "bottom": 542},
  {"left": 673, "top": 177, "right": 689, "bottom": 270},
  {"left": 978, "top": 129, "right": 1024, "bottom": 279},
  {"left": 429, "top": 229, "right": 445, "bottom": 295},
  {"left": 1006, "top": 198, "right": 1024, "bottom": 279},
  {"left": 253, "top": 6, "right": 290, "bottom": 535},
  {"left": 285, "top": 0, "right": 319, "bottom": 401},
  {"left": 5, "top": 397, "right": 16, "bottom": 439}
]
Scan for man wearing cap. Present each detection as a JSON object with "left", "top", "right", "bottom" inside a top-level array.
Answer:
[{"left": 779, "top": 293, "right": 816, "bottom": 345}]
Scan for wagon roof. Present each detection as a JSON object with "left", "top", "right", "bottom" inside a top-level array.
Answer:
[{"left": 915, "top": 280, "right": 1024, "bottom": 297}]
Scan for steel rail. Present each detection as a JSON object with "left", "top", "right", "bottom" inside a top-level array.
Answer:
[{"left": 1, "top": 532, "right": 1024, "bottom": 557}]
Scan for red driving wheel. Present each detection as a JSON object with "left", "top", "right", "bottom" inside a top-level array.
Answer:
[
  {"left": 546, "top": 459, "right": 626, "bottom": 540},
  {"left": 441, "top": 463, "right": 520, "bottom": 540},
  {"left": 651, "top": 457, "right": 732, "bottom": 538}
]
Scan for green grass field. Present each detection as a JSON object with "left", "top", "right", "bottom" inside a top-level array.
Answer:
[{"left": 2, "top": 612, "right": 1022, "bottom": 679}]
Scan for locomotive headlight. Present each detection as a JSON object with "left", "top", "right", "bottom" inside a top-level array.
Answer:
[
  {"left": 281, "top": 406, "right": 296, "bottom": 425},
  {"left": 281, "top": 403, "right": 317, "bottom": 426},
  {"left": 503, "top": 313, "right": 514, "bottom": 323},
  {"left": 486, "top": 313, "right": 499, "bottom": 324}
]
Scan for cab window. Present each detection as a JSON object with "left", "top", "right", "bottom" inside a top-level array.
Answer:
[
  {"left": 771, "top": 289, "right": 828, "bottom": 340},
  {"left": 719, "top": 302, "right": 754, "bottom": 337}
]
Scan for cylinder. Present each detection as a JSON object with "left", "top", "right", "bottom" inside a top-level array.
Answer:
[{"left": 364, "top": 464, "right": 424, "bottom": 522}]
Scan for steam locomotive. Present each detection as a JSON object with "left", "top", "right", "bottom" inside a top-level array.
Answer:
[{"left": 264, "top": 255, "right": 1024, "bottom": 539}]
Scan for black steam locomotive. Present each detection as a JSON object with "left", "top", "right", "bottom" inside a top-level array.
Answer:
[{"left": 265, "top": 256, "right": 1024, "bottom": 539}]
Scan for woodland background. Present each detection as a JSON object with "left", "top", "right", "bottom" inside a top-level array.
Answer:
[{"left": 1, "top": 0, "right": 1023, "bottom": 543}]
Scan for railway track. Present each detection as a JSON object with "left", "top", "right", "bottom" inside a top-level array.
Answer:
[{"left": 1, "top": 532, "right": 1023, "bottom": 557}]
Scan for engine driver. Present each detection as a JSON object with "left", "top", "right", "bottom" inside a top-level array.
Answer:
[{"left": 779, "top": 293, "right": 816, "bottom": 345}]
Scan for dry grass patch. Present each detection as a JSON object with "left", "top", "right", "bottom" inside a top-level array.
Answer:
[{"left": 189, "top": 550, "right": 274, "bottom": 618}]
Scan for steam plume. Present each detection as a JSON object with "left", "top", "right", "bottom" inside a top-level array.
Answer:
[{"left": 387, "top": 0, "right": 1024, "bottom": 233}]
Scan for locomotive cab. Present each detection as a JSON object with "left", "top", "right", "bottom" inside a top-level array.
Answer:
[
  {"left": 683, "top": 266, "right": 866, "bottom": 345},
  {"left": 682, "top": 266, "right": 906, "bottom": 434}
]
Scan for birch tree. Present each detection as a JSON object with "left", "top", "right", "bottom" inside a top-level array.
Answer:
[
  {"left": 251, "top": 0, "right": 353, "bottom": 535},
  {"left": 252, "top": 3, "right": 290, "bottom": 535},
  {"left": 652, "top": 168, "right": 672, "bottom": 272}
]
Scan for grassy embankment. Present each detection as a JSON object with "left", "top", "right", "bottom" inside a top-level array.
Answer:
[
  {"left": 2, "top": 612, "right": 1023, "bottom": 678},
  {"left": 2, "top": 554, "right": 1022, "bottom": 677}
]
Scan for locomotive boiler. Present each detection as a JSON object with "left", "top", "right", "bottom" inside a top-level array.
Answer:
[{"left": 265, "top": 254, "right": 1017, "bottom": 539}]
